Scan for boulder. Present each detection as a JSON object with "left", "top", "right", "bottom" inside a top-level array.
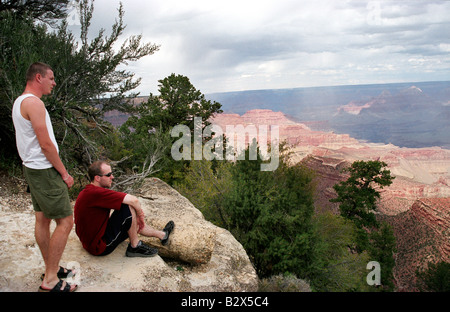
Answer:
[
  {"left": 0, "top": 178, "right": 258, "bottom": 292},
  {"left": 137, "top": 178, "right": 216, "bottom": 264}
]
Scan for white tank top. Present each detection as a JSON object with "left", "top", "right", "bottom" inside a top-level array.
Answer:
[{"left": 12, "top": 94, "right": 59, "bottom": 169}]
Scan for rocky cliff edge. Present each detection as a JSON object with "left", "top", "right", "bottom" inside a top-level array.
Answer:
[{"left": 0, "top": 177, "right": 258, "bottom": 292}]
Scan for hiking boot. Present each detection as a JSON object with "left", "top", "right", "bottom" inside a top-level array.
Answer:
[{"left": 126, "top": 241, "right": 158, "bottom": 257}]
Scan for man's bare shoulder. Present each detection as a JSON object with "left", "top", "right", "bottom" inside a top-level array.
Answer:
[
  {"left": 20, "top": 95, "right": 45, "bottom": 121},
  {"left": 22, "top": 95, "right": 45, "bottom": 108}
]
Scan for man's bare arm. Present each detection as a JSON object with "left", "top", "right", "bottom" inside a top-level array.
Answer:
[
  {"left": 123, "top": 194, "right": 145, "bottom": 232},
  {"left": 23, "top": 97, "right": 74, "bottom": 188}
]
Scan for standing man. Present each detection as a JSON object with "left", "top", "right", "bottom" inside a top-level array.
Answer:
[
  {"left": 74, "top": 160, "right": 174, "bottom": 257},
  {"left": 12, "top": 62, "right": 77, "bottom": 292}
]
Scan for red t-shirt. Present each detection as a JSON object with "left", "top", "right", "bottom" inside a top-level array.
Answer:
[{"left": 74, "top": 184, "right": 127, "bottom": 255}]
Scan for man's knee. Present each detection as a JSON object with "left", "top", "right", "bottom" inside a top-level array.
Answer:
[
  {"left": 35, "top": 211, "right": 52, "bottom": 226},
  {"left": 120, "top": 204, "right": 134, "bottom": 220},
  {"left": 56, "top": 215, "right": 74, "bottom": 233}
]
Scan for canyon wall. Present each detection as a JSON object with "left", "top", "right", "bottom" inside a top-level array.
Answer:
[{"left": 210, "top": 109, "right": 450, "bottom": 291}]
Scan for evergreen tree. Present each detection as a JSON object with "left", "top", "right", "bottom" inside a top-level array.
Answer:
[
  {"left": 223, "top": 141, "right": 317, "bottom": 278},
  {"left": 175, "top": 159, "right": 232, "bottom": 228},
  {"left": 330, "top": 160, "right": 397, "bottom": 290},
  {"left": 368, "top": 223, "right": 397, "bottom": 291},
  {"left": 330, "top": 160, "right": 394, "bottom": 251},
  {"left": 123, "top": 74, "right": 222, "bottom": 134},
  {"left": 0, "top": 0, "right": 69, "bottom": 26},
  {"left": 312, "top": 212, "right": 371, "bottom": 291},
  {"left": 0, "top": 0, "right": 158, "bottom": 173},
  {"left": 121, "top": 74, "right": 222, "bottom": 185},
  {"left": 416, "top": 261, "right": 450, "bottom": 292},
  {"left": 331, "top": 160, "right": 394, "bottom": 230}
]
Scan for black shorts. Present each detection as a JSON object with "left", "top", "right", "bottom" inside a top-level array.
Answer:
[{"left": 99, "top": 204, "right": 132, "bottom": 256}]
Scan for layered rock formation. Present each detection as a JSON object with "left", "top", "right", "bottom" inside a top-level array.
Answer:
[
  {"left": 411, "top": 198, "right": 450, "bottom": 260},
  {"left": 211, "top": 109, "right": 450, "bottom": 291},
  {"left": 211, "top": 109, "right": 360, "bottom": 150},
  {"left": 0, "top": 177, "right": 258, "bottom": 292},
  {"left": 382, "top": 198, "right": 449, "bottom": 291},
  {"left": 211, "top": 109, "right": 450, "bottom": 202}
]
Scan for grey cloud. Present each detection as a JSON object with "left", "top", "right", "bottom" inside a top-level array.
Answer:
[{"left": 85, "top": 0, "right": 450, "bottom": 93}]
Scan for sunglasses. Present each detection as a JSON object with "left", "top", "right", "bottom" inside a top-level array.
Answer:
[{"left": 98, "top": 172, "right": 113, "bottom": 177}]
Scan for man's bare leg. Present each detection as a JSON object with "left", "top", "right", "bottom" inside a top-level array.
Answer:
[
  {"left": 127, "top": 208, "right": 165, "bottom": 247},
  {"left": 139, "top": 224, "right": 165, "bottom": 240},
  {"left": 35, "top": 212, "right": 51, "bottom": 264},
  {"left": 35, "top": 212, "right": 76, "bottom": 290}
]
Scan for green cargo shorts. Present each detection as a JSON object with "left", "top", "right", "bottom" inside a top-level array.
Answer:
[{"left": 23, "top": 166, "right": 72, "bottom": 219}]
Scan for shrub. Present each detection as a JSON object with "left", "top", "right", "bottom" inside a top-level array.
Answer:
[{"left": 258, "top": 274, "right": 312, "bottom": 292}]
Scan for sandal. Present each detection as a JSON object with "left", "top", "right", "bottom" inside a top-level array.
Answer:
[
  {"left": 40, "top": 266, "right": 75, "bottom": 281},
  {"left": 161, "top": 220, "right": 175, "bottom": 246},
  {"left": 39, "top": 279, "right": 78, "bottom": 292}
]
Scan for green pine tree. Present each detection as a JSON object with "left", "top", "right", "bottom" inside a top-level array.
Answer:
[
  {"left": 330, "top": 160, "right": 397, "bottom": 290},
  {"left": 223, "top": 141, "right": 317, "bottom": 279}
]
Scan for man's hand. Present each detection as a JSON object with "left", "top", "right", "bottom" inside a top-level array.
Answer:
[
  {"left": 62, "top": 174, "right": 74, "bottom": 189},
  {"left": 123, "top": 194, "right": 145, "bottom": 232}
]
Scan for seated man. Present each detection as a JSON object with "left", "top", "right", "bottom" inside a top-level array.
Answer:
[{"left": 74, "top": 160, "right": 174, "bottom": 257}]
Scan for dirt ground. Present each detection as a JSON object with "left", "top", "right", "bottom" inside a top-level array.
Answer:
[{"left": 0, "top": 170, "right": 31, "bottom": 213}]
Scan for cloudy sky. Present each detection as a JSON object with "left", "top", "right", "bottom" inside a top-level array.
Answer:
[{"left": 67, "top": 0, "right": 450, "bottom": 95}]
